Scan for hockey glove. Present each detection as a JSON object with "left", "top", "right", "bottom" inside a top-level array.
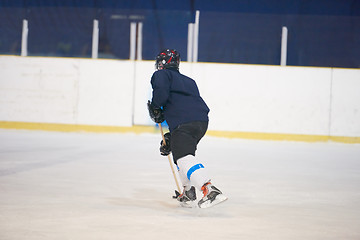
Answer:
[
  {"left": 160, "top": 132, "right": 171, "bottom": 156},
  {"left": 147, "top": 100, "right": 164, "bottom": 123}
]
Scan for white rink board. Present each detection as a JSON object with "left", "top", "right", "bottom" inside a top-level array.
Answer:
[
  {"left": 132, "top": 61, "right": 155, "bottom": 126},
  {"left": 0, "top": 57, "right": 79, "bottom": 124},
  {"left": 0, "top": 56, "right": 360, "bottom": 137},
  {"left": 193, "top": 63, "right": 332, "bottom": 135},
  {"left": 330, "top": 68, "right": 360, "bottom": 137},
  {"left": 0, "top": 56, "right": 134, "bottom": 127},
  {"left": 77, "top": 59, "right": 134, "bottom": 126}
]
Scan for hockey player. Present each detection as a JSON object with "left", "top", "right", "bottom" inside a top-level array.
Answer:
[{"left": 147, "top": 49, "right": 227, "bottom": 208}]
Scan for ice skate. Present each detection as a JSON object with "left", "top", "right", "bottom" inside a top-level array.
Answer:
[
  {"left": 173, "top": 186, "right": 197, "bottom": 208},
  {"left": 198, "top": 182, "right": 228, "bottom": 208}
]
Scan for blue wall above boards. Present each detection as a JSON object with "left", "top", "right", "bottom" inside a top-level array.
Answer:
[
  {"left": 3, "top": 0, "right": 360, "bottom": 16},
  {"left": 1, "top": 0, "right": 359, "bottom": 68}
]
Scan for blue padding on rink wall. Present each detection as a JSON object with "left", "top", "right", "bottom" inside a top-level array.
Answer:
[{"left": 0, "top": 0, "right": 359, "bottom": 68}]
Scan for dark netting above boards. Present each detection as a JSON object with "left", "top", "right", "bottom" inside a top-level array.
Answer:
[{"left": 0, "top": 4, "right": 359, "bottom": 68}]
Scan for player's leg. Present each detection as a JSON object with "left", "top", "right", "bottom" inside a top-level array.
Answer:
[{"left": 171, "top": 122, "right": 227, "bottom": 208}]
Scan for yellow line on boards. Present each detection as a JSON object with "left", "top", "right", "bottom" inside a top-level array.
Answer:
[
  {"left": 206, "top": 130, "right": 328, "bottom": 142},
  {"left": 0, "top": 121, "right": 157, "bottom": 134},
  {"left": 0, "top": 121, "right": 359, "bottom": 144}
]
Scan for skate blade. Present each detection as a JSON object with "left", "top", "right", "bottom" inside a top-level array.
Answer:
[{"left": 198, "top": 194, "right": 228, "bottom": 209}]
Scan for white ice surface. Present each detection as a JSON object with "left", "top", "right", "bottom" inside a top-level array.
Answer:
[{"left": 0, "top": 129, "right": 360, "bottom": 240}]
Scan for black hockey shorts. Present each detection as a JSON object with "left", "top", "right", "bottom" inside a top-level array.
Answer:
[{"left": 170, "top": 121, "right": 208, "bottom": 164}]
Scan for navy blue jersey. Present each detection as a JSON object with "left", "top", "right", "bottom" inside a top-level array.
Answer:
[{"left": 151, "top": 68, "right": 209, "bottom": 131}]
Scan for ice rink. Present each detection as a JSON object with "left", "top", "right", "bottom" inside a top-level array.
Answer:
[{"left": 0, "top": 129, "right": 359, "bottom": 240}]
